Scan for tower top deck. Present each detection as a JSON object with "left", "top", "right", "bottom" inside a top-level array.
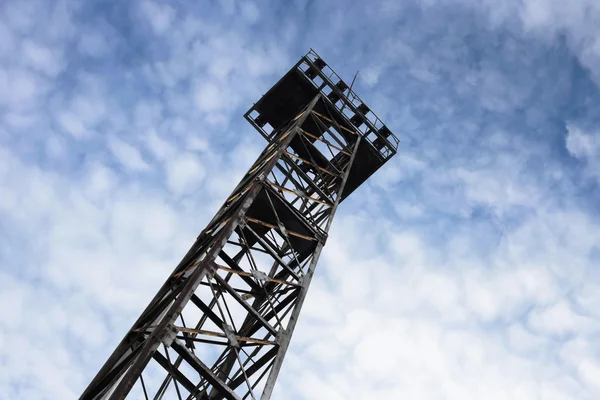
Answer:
[{"left": 245, "top": 49, "right": 399, "bottom": 198}]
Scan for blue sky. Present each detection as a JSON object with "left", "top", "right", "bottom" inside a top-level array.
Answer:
[{"left": 2, "top": 0, "right": 600, "bottom": 398}]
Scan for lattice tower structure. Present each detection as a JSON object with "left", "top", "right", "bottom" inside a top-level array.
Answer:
[{"left": 80, "top": 49, "right": 399, "bottom": 400}]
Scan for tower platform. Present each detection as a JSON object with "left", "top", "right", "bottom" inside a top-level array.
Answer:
[{"left": 245, "top": 49, "right": 399, "bottom": 199}]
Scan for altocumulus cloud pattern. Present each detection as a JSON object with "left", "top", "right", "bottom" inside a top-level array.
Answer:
[{"left": 2, "top": 0, "right": 600, "bottom": 399}]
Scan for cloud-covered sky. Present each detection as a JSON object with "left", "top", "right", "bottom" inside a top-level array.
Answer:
[{"left": 2, "top": 0, "right": 600, "bottom": 398}]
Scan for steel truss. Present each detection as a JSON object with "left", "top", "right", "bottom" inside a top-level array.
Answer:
[{"left": 81, "top": 94, "right": 367, "bottom": 399}]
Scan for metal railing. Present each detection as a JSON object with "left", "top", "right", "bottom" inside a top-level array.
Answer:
[{"left": 298, "top": 49, "right": 399, "bottom": 159}]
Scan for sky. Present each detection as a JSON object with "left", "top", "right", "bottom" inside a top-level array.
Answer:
[{"left": 2, "top": 0, "right": 600, "bottom": 398}]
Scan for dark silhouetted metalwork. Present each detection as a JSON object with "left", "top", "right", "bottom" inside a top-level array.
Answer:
[{"left": 81, "top": 49, "right": 398, "bottom": 400}]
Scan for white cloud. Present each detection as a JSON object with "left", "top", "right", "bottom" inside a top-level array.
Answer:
[
  {"left": 52, "top": 80, "right": 109, "bottom": 140},
  {"left": 78, "top": 30, "right": 110, "bottom": 57},
  {"left": 194, "top": 82, "right": 227, "bottom": 112},
  {"left": 219, "top": 0, "right": 236, "bottom": 15},
  {"left": 566, "top": 124, "right": 600, "bottom": 159},
  {"left": 485, "top": 0, "right": 600, "bottom": 84},
  {"left": 240, "top": 1, "right": 260, "bottom": 24},
  {"left": 84, "top": 162, "right": 118, "bottom": 200},
  {"left": 45, "top": 133, "right": 67, "bottom": 159},
  {"left": 70, "top": 93, "right": 107, "bottom": 127},
  {"left": 393, "top": 201, "right": 426, "bottom": 219},
  {"left": 134, "top": 99, "right": 163, "bottom": 129},
  {"left": 529, "top": 301, "right": 598, "bottom": 336},
  {"left": 108, "top": 136, "right": 150, "bottom": 171},
  {"left": 0, "top": 68, "right": 45, "bottom": 111},
  {"left": 57, "top": 111, "right": 88, "bottom": 138},
  {"left": 140, "top": 0, "right": 175, "bottom": 35},
  {"left": 108, "top": 198, "right": 178, "bottom": 249},
  {"left": 508, "top": 323, "right": 548, "bottom": 353},
  {"left": 4, "top": 111, "right": 37, "bottom": 129},
  {"left": 144, "top": 128, "right": 176, "bottom": 161},
  {"left": 566, "top": 124, "right": 600, "bottom": 183},
  {"left": 578, "top": 359, "right": 600, "bottom": 391},
  {"left": 2, "top": 0, "right": 39, "bottom": 33},
  {"left": 22, "top": 39, "right": 63, "bottom": 76},
  {"left": 186, "top": 135, "right": 210, "bottom": 152},
  {"left": 165, "top": 152, "right": 206, "bottom": 195},
  {"left": 0, "top": 21, "right": 16, "bottom": 55},
  {"left": 361, "top": 65, "right": 382, "bottom": 86}
]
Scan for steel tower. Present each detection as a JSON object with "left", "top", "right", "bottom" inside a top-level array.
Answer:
[{"left": 81, "top": 49, "right": 399, "bottom": 400}]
